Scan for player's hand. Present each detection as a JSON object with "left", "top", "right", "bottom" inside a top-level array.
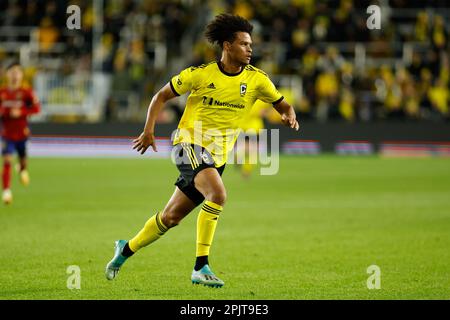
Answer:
[
  {"left": 133, "top": 132, "right": 157, "bottom": 154},
  {"left": 10, "top": 108, "right": 22, "bottom": 118},
  {"left": 281, "top": 113, "right": 300, "bottom": 131}
]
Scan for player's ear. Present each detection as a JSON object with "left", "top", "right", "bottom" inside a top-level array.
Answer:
[{"left": 223, "top": 41, "right": 231, "bottom": 51}]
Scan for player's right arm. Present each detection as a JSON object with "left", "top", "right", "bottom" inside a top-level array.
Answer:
[
  {"left": 133, "top": 83, "right": 177, "bottom": 154},
  {"left": 133, "top": 67, "right": 195, "bottom": 154}
]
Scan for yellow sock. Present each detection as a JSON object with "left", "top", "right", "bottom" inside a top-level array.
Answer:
[
  {"left": 242, "top": 162, "right": 254, "bottom": 176},
  {"left": 196, "top": 201, "right": 223, "bottom": 257},
  {"left": 128, "top": 212, "right": 168, "bottom": 253}
]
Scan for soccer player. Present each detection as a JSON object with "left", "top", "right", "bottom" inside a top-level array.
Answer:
[
  {"left": 106, "top": 14, "right": 299, "bottom": 287},
  {"left": 236, "top": 100, "right": 270, "bottom": 179},
  {"left": 1, "top": 62, "right": 40, "bottom": 205}
]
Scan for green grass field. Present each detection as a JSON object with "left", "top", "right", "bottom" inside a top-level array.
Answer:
[{"left": 0, "top": 156, "right": 449, "bottom": 300}]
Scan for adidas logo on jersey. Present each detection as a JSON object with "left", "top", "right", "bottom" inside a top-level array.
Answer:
[{"left": 207, "top": 83, "right": 216, "bottom": 89}]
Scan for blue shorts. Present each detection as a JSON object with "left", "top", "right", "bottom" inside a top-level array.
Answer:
[{"left": 1, "top": 138, "right": 27, "bottom": 157}]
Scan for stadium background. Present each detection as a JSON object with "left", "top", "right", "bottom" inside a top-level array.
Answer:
[
  {"left": 0, "top": 0, "right": 449, "bottom": 300},
  {"left": 1, "top": 0, "right": 449, "bottom": 157}
]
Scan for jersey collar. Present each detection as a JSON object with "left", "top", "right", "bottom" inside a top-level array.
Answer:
[{"left": 217, "top": 61, "right": 244, "bottom": 77}]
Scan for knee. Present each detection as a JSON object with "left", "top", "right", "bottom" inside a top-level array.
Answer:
[
  {"left": 3, "top": 156, "right": 12, "bottom": 165},
  {"left": 206, "top": 188, "right": 227, "bottom": 207}
]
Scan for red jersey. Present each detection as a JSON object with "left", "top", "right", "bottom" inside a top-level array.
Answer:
[{"left": 0, "top": 87, "right": 40, "bottom": 141}]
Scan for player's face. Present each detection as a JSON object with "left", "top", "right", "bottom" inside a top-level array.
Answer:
[
  {"left": 227, "top": 32, "right": 253, "bottom": 66},
  {"left": 6, "top": 66, "right": 24, "bottom": 88}
]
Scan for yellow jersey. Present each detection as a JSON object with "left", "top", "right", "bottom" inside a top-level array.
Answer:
[
  {"left": 239, "top": 99, "right": 269, "bottom": 132},
  {"left": 170, "top": 61, "right": 283, "bottom": 167}
]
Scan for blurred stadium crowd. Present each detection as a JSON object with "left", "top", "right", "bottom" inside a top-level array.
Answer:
[{"left": 0, "top": 0, "right": 449, "bottom": 123}]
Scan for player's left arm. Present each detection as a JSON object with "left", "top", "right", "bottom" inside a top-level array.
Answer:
[
  {"left": 273, "top": 99, "right": 299, "bottom": 131},
  {"left": 257, "top": 72, "right": 299, "bottom": 131},
  {"left": 21, "top": 90, "right": 41, "bottom": 116}
]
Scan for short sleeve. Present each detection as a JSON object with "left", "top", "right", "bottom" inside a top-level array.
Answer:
[
  {"left": 170, "top": 67, "right": 194, "bottom": 96},
  {"left": 257, "top": 74, "right": 284, "bottom": 105}
]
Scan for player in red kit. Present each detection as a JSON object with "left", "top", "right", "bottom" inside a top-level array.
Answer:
[{"left": 0, "top": 62, "right": 40, "bottom": 205}]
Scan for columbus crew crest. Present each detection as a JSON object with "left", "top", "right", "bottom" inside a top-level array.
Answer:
[{"left": 240, "top": 83, "right": 247, "bottom": 97}]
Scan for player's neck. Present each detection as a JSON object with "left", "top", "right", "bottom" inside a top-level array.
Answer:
[{"left": 219, "top": 55, "right": 242, "bottom": 74}]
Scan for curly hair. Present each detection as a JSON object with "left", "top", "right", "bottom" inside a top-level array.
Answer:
[{"left": 205, "top": 13, "right": 253, "bottom": 48}]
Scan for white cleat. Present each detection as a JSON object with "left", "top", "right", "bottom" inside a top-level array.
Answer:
[
  {"left": 2, "top": 189, "right": 13, "bottom": 205},
  {"left": 191, "top": 265, "right": 224, "bottom": 288},
  {"left": 105, "top": 240, "right": 129, "bottom": 280}
]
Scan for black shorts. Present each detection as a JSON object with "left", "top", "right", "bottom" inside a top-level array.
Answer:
[{"left": 172, "top": 143, "right": 225, "bottom": 206}]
